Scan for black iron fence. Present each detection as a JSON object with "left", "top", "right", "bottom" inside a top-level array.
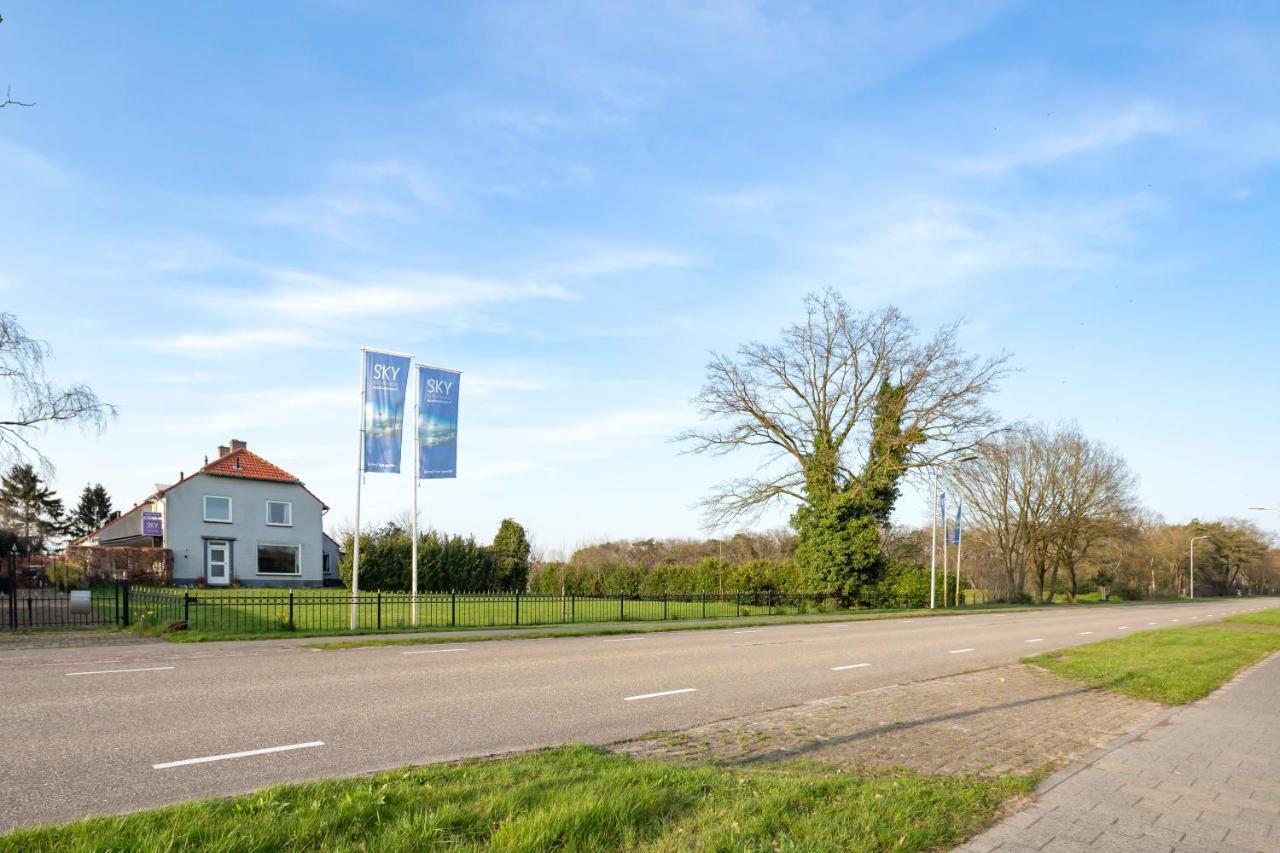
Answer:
[{"left": 101, "top": 586, "right": 996, "bottom": 636}]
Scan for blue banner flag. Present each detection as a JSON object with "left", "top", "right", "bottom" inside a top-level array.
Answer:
[
  {"left": 362, "top": 350, "right": 412, "bottom": 473},
  {"left": 939, "top": 491, "right": 946, "bottom": 524},
  {"left": 417, "top": 365, "right": 460, "bottom": 479},
  {"left": 953, "top": 500, "right": 963, "bottom": 545}
]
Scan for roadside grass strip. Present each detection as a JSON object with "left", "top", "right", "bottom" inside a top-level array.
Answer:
[
  {"left": 0, "top": 745, "right": 1033, "bottom": 853},
  {"left": 1027, "top": 608, "right": 1280, "bottom": 705}
]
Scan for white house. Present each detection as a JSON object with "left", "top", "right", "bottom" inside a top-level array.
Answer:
[{"left": 80, "top": 440, "right": 341, "bottom": 587}]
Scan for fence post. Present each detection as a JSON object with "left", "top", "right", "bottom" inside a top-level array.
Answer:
[
  {"left": 515, "top": 592, "right": 520, "bottom": 627},
  {"left": 571, "top": 592, "right": 575, "bottom": 623},
  {"left": 767, "top": 589, "right": 773, "bottom": 616},
  {"left": 736, "top": 592, "right": 740, "bottom": 617},
  {"left": 377, "top": 592, "right": 382, "bottom": 630},
  {"left": 288, "top": 590, "right": 294, "bottom": 627},
  {"left": 663, "top": 594, "right": 668, "bottom": 621},
  {"left": 183, "top": 593, "right": 190, "bottom": 624},
  {"left": 702, "top": 592, "right": 706, "bottom": 620},
  {"left": 619, "top": 594, "right": 625, "bottom": 622},
  {"left": 451, "top": 591, "right": 456, "bottom": 627},
  {"left": 121, "top": 581, "right": 131, "bottom": 627}
]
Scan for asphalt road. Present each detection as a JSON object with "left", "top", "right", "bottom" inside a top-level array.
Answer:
[{"left": 0, "top": 597, "right": 1274, "bottom": 830}]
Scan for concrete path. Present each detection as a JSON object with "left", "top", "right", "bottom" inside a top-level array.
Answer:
[{"left": 958, "top": 651, "right": 1280, "bottom": 853}]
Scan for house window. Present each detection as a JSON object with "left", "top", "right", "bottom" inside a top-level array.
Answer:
[
  {"left": 257, "top": 543, "right": 300, "bottom": 576},
  {"left": 203, "top": 495, "right": 232, "bottom": 523},
  {"left": 265, "top": 500, "right": 292, "bottom": 526}
]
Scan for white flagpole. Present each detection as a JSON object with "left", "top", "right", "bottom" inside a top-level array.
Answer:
[
  {"left": 411, "top": 365, "right": 419, "bottom": 627},
  {"left": 942, "top": 496, "right": 949, "bottom": 608},
  {"left": 351, "top": 350, "right": 366, "bottom": 631},
  {"left": 929, "top": 475, "right": 937, "bottom": 609},
  {"left": 955, "top": 501, "right": 964, "bottom": 607}
]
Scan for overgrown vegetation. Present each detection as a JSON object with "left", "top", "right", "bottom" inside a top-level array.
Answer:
[
  {"left": 1028, "top": 610, "right": 1280, "bottom": 704},
  {"left": 0, "top": 745, "right": 1033, "bottom": 852}
]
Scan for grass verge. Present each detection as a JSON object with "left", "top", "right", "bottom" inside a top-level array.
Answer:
[
  {"left": 1027, "top": 608, "right": 1280, "bottom": 704},
  {"left": 0, "top": 745, "right": 1033, "bottom": 852}
]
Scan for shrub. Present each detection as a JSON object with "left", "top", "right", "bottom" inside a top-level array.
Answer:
[
  {"left": 46, "top": 562, "right": 86, "bottom": 592},
  {"left": 338, "top": 523, "right": 502, "bottom": 592}
]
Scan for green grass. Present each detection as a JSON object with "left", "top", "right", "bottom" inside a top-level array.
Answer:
[
  {"left": 1225, "top": 608, "right": 1280, "bottom": 629},
  {"left": 0, "top": 745, "right": 1034, "bottom": 852},
  {"left": 1028, "top": 609, "right": 1280, "bottom": 705}
]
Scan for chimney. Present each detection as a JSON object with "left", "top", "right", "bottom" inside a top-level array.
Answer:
[
  {"left": 217, "top": 445, "right": 230, "bottom": 458},
  {"left": 230, "top": 439, "right": 247, "bottom": 452}
]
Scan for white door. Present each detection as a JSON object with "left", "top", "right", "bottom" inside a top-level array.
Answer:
[{"left": 206, "top": 540, "right": 231, "bottom": 586}]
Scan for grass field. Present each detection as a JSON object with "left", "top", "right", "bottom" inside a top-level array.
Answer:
[
  {"left": 1027, "top": 607, "right": 1280, "bottom": 704},
  {"left": 114, "top": 585, "right": 1019, "bottom": 641},
  {"left": 0, "top": 745, "right": 1034, "bottom": 852}
]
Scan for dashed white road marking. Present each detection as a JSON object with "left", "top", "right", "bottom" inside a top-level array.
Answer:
[
  {"left": 949, "top": 648, "right": 976, "bottom": 654},
  {"left": 1025, "top": 638, "right": 1045, "bottom": 643},
  {"left": 66, "top": 666, "right": 175, "bottom": 676},
  {"left": 1079, "top": 631, "right": 1093, "bottom": 635},
  {"left": 1147, "top": 622, "right": 1158, "bottom": 625},
  {"left": 624, "top": 688, "right": 697, "bottom": 701},
  {"left": 1118, "top": 626, "right": 1130, "bottom": 630},
  {"left": 154, "top": 741, "right": 324, "bottom": 769},
  {"left": 602, "top": 638, "right": 645, "bottom": 643},
  {"left": 831, "top": 663, "right": 870, "bottom": 671},
  {"left": 402, "top": 648, "right": 469, "bottom": 655},
  {"left": 733, "top": 630, "right": 763, "bottom": 634}
]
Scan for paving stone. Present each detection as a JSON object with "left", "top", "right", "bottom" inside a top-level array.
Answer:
[{"left": 961, "top": 652, "right": 1280, "bottom": 853}]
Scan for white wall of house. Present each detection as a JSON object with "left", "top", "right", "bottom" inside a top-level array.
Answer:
[{"left": 163, "top": 473, "right": 326, "bottom": 587}]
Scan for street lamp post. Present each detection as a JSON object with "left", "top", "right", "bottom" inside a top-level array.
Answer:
[
  {"left": 1189, "top": 535, "right": 1209, "bottom": 600},
  {"left": 929, "top": 454, "right": 978, "bottom": 609}
]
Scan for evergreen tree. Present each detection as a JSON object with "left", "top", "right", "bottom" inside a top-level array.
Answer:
[
  {"left": 68, "top": 483, "right": 115, "bottom": 538},
  {"left": 491, "top": 518, "right": 532, "bottom": 591},
  {"left": 0, "top": 463, "right": 65, "bottom": 547}
]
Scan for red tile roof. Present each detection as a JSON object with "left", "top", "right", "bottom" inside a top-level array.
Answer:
[{"left": 202, "top": 448, "right": 300, "bottom": 483}]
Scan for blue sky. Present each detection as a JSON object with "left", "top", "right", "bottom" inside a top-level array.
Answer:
[{"left": 3, "top": 1, "right": 1278, "bottom": 553}]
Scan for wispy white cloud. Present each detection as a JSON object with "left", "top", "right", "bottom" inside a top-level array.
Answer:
[
  {"left": 257, "top": 160, "right": 445, "bottom": 239},
  {"left": 246, "top": 269, "right": 575, "bottom": 328},
  {"left": 0, "top": 140, "right": 71, "bottom": 188},
  {"left": 957, "top": 102, "right": 1183, "bottom": 174},
  {"left": 159, "top": 328, "right": 326, "bottom": 353},
  {"left": 553, "top": 248, "right": 695, "bottom": 277}
]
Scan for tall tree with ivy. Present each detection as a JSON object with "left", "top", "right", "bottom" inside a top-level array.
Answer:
[
  {"left": 0, "top": 463, "right": 65, "bottom": 547},
  {"left": 680, "top": 291, "right": 1009, "bottom": 604}
]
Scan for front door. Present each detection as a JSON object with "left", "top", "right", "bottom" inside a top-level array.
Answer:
[{"left": 206, "top": 540, "right": 231, "bottom": 586}]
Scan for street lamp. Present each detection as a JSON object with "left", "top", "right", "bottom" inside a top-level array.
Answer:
[
  {"left": 930, "top": 454, "right": 979, "bottom": 609},
  {"left": 1189, "top": 535, "right": 1209, "bottom": 600}
]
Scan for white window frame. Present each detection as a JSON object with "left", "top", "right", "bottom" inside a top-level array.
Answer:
[
  {"left": 265, "top": 500, "right": 293, "bottom": 527},
  {"left": 203, "top": 495, "right": 233, "bottom": 524},
  {"left": 256, "top": 542, "right": 302, "bottom": 576}
]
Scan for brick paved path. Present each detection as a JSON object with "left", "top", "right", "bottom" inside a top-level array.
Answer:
[
  {"left": 958, "top": 652, "right": 1280, "bottom": 853},
  {"left": 618, "top": 663, "right": 1160, "bottom": 777}
]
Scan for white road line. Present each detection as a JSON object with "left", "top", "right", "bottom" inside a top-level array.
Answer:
[
  {"left": 1172, "top": 619, "right": 1180, "bottom": 622},
  {"left": 1025, "top": 638, "right": 1044, "bottom": 643},
  {"left": 153, "top": 741, "right": 324, "bottom": 770},
  {"left": 832, "top": 663, "right": 870, "bottom": 671},
  {"left": 1147, "top": 622, "right": 1158, "bottom": 625},
  {"left": 1118, "top": 626, "right": 1130, "bottom": 630},
  {"left": 1079, "top": 631, "right": 1093, "bottom": 635},
  {"left": 733, "top": 629, "right": 763, "bottom": 634},
  {"left": 624, "top": 688, "right": 697, "bottom": 701},
  {"left": 66, "top": 666, "right": 175, "bottom": 677},
  {"left": 949, "top": 648, "right": 976, "bottom": 654},
  {"left": 402, "top": 648, "right": 469, "bottom": 655},
  {"left": 603, "top": 638, "right": 645, "bottom": 643}
]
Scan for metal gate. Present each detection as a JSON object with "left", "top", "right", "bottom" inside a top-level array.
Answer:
[{"left": 3, "top": 552, "right": 120, "bottom": 631}]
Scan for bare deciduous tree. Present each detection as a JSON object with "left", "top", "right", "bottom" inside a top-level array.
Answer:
[
  {"left": 1, "top": 313, "right": 115, "bottom": 466},
  {"left": 679, "top": 290, "right": 1010, "bottom": 601}
]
